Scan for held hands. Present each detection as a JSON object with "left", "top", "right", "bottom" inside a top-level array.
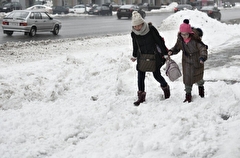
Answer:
[
  {"left": 168, "top": 51, "right": 172, "bottom": 56},
  {"left": 165, "top": 51, "right": 172, "bottom": 60}
]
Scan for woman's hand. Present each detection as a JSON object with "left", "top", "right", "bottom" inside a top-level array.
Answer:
[
  {"left": 131, "top": 57, "right": 137, "bottom": 62},
  {"left": 200, "top": 57, "right": 205, "bottom": 64},
  {"left": 168, "top": 51, "right": 172, "bottom": 56}
]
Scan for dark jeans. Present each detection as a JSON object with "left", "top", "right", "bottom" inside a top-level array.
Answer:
[{"left": 138, "top": 69, "right": 168, "bottom": 92}]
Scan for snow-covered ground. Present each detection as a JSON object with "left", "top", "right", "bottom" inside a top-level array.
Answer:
[{"left": 0, "top": 7, "right": 240, "bottom": 158}]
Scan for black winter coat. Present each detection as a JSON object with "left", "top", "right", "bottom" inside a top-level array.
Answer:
[{"left": 131, "top": 24, "right": 168, "bottom": 71}]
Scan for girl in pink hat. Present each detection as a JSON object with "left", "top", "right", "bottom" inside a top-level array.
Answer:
[{"left": 168, "top": 19, "right": 208, "bottom": 103}]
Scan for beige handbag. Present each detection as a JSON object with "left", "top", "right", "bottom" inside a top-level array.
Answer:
[{"left": 165, "top": 56, "right": 182, "bottom": 81}]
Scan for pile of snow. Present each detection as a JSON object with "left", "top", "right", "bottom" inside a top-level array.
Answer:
[
  {"left": 151, "top": 2, "right": 178, "bottom": 12},
  {"left": 0, "top": 9, "right": 240, "bottom": 158},
  {"left": 159, "top": 9, "right": 240, "bottom": 48}
]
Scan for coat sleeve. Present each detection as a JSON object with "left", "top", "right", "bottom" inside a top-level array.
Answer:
[
  {"left": 197, "top": 42, "right": 208, "bottom": 62},
  {"left": 150, "top": 25, "right": 168, "bottom": 55},
  {"left": 131, "top": 32, "right": 138, "bottom": 58},
  {"left": 169, "top": 35, "right": 182, "bottom": 55}
]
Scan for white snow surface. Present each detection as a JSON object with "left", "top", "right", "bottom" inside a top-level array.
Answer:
[{"left": 1, "top": 9, "right": 240, "bottom": 158}]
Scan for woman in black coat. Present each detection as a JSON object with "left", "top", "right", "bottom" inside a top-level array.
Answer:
[{"left": 130, "top": 11, "right": 170, "bottom": 106}]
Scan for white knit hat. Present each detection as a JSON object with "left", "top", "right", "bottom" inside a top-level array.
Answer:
[{"left": 131, "top": 11, "right": 145, "bottom": 26}]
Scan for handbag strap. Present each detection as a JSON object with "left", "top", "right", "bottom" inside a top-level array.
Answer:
[
  {"left": 134, "top": 32, "right": 157, "bottom": 56},
  {"left": 149, "top": 27, "right": 164, "bottom": 59},
  {"left": 135, "top": 38, "right": 142, "bottom": 55}
]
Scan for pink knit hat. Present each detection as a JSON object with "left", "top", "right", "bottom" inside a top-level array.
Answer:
[{"left": 179, "top": 19, "right": 194, "bottom": 33}]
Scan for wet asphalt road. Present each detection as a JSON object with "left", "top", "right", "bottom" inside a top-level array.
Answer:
[
  {"left": 206, "top": 44, "right": 240, "bottom": 69},
  {"left": 205, "top": 18, "right": 240, "bottom": 70},
  {"left": 204, "top": 36, "right": 240, "bottom": 84},
  {"left": 193, "top": 18, "right": 240, "bottom": 84}
]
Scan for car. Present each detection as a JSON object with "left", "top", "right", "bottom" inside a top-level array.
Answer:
[
  {"left": 200, "top": 6, "right": 221, "bottom": 21},
  {"left": 52, "top": 6, "right": 69, "bottom": 14},
  {"left": 102, "top": 3, "right": 120, "bottom": 11},
  {"left": 1, "top": 10, "right": 62, "bottom": 37},
  {"left": 138, "top": 3, "right": 161, "bottom": 11},
  {"left": 138, "top": 3, "right": 149, "bottom": 11},
  {"left": 26, "top": 5, "right": 53, "bottom": 14},
  {"left": 116, "top": 5, "right": 146, "bottom": 19},
  {"left": 173, "top": 4, "right": 193, "bottom": 13},
  {"left": 34, "top": 0, "right": 47, "bottom": 5},
  {"left": 0, "top": 2, "right": 22, "bottom": 13},
  {"left": 69, "top": 5, "right": 86, "bottom": 14},
  {"left": 85, "top": 4, "right": 92, "bottom": 12},
  {"left": 88, "top": 6, "right": 112, "bottom": 16},
  {"left": 111, "top": 4, "right": 121, "bottom": 11},
  {"left": 223, "top": 2, "right": 232, "bottom": 8}
]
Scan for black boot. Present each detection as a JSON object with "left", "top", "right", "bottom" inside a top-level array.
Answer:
[
  {"left": 134, "top": 91, "right": 146, "bottom": 106},
  {"left": 199, "top": 86, "right": 204, "bottom": 98},
  {"left": 183, "top": 93, "right": 192, "bottom": 103},
  {"left": 161, "top": 85, "right": 170, "bottom": 99}
]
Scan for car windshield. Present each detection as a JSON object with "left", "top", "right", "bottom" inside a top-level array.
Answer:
[
  {"left": 178, "top": 5, "right": 190, "bottom": 8},
  {"left": 201, "top": 6, "right": 214, "bottom": 10},
  {"left": 5, "top": 11, "right": 29, "bottom": 19},
  {"left": 4, "top": 3, "right": 11, "bottom": 7},
  {"left": 75, "top": 5, "right": 85, "bottom": 8},
  {"left": 120, "top": 5, "right": 133, "bottom": 9}
]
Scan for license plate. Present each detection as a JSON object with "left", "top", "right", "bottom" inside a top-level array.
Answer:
[
  {"left": 9, "top": 22, "right": 19, "bottom": 26},
  {"left": 121, "top": 10, "right": 126, "bottom": 12}
]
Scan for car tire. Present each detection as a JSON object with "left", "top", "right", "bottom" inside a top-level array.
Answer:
[
  {"left": 117, "top": 16, "right": 121, "bottom": 19},
  {"left": 4, "top": 31, "right": 13, "bottom": 36},
  {"left": 52, "top": 25, "right": 59, "bottom": 35},
  {"left": 29, "top": 27, "right": 36, "bottom": 37}
]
